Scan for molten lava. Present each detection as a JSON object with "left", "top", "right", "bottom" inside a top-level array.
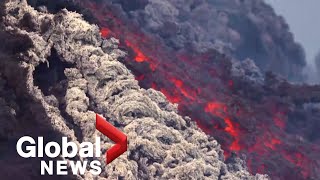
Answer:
[{"left": 76, "top": 1, "right": 320, "bottom": 179}]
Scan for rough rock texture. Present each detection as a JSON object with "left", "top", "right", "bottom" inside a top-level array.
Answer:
[
  {"left": 7, "top": 1, "right": 320, "bottom": 179},
  {"left": 0, "top": 1, "right": 268, "bottom": 179}
]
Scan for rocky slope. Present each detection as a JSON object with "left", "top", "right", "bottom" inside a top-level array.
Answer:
[{"left": 0, "top": 1, "right": 268, "bottom": 179}]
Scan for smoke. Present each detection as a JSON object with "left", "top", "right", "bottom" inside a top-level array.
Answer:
[
  {"left": 105, "top": 0, "right": 307, "bottom": 81},
  {"left": 0, "top": 1, "right": 269, "bottom": 179},
  {"left": 302, "top": 50, "right": 320, "bottom": 84},
  {"left": 315, "top": 51, "right": 320, "bottom": 79},
  {"left": 265, "top": 0, "right": 320, "bottom": 84}
]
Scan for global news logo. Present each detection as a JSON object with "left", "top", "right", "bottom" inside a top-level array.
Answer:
[{"left": 15, "top": 114, "right": 127, "bottom": 175}]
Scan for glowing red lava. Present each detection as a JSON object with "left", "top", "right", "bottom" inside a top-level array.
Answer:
[{"left": 76, "top": 1, "right": 320, "bottom": 179}]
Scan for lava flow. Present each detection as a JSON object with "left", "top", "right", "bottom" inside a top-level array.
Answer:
[{"left": 74, "top": 1, "right": 320, "bottom": 179}]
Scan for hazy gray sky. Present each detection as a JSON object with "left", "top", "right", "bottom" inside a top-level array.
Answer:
[{"left": 265, "top": 0, "right": 320, "bottom": 65}]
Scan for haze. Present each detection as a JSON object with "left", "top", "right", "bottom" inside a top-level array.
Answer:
[{"left": 265, "top": 0, "right": 320, "bottom": 66}]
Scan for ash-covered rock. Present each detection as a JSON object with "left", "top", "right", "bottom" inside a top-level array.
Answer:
[{"left": 0, "top": 1, "right": 268, "bottom": 180}]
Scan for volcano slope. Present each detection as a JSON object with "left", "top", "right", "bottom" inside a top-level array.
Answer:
[
  {"left": 62, "top": 0, "right": 320, "bottom": 179},
  {"left": 0, "top": 1, "right": 268, "bottom": 179},
  {"left": 31, "top": 0, "right": 320, "bottom": 179}
]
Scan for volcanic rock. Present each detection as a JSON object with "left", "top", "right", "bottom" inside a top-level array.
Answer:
[{"left": 0, "top": 1, "right": 268, "bottom": 180}]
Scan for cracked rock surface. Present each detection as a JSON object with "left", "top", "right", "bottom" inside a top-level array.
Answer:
[{"left": 0, "top": 1, "right": 268, "bottom": 179}]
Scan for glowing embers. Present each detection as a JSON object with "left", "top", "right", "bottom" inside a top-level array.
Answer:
[
  {"left": 124, "top": 40, "right": 159, "bottom": 71},
  {"left": 265, "top": 138, "right": 281, "bottom": 150},
  {"left": 273, "top": 112, "right": 287, "bottom": 130},
  {"left": 158, "top": 78, "right": 198, "bottom": 104},
  {"left": 224, "top": 118, "right": 241, "bottom": 151},
  {"left": 81, "top": 1, "right": 320, "bottom": 178},
  {"left": 205, "top": 102, "right": 241, "bottom": 152},
  {"left": 205, "top": 102, "right": 227, "bottom": 117},
  {"left": 282, "top": 150, "right": 310, "bottom": 178},
  {"left": 100, "top": 27, "right": 111, "bottom": 38},
  {"left": 125, "top": 40, "right": 149, "bottom": 63},
  {"left": 160, "top": 88, "right": 181, "bottom": 104},
  {"left": 170, "top": 78, "right": 197, "bottom": 101}
]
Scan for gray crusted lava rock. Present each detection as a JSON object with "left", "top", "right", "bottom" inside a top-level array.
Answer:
[{"left": 0, "top": 1, "right": 268, "bottom": 180}]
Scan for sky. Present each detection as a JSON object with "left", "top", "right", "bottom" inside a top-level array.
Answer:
[{"left": 265, "top": 0, "right": 320, "bottom": 66}]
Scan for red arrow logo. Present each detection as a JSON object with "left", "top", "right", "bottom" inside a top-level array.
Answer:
[{"left": 96, "top": 114, "right": 127, "bottom": 164}]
